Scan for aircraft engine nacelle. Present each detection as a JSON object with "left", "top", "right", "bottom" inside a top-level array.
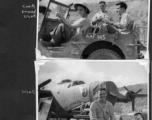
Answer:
[{"left": 51, "top": 83, "right": 90, "bottom": 111}]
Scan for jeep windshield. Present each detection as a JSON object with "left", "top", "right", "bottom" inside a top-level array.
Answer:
[{"left": 39, "top": 0, "right": 79, "bottom": 31}]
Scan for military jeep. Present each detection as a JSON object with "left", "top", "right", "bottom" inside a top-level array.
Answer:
[{"left": 38, "top": 0, "right": 146, "bottom": 59}]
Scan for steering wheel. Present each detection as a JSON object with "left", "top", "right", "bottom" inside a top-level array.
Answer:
[{"left": 98, "top": 17, "right": 103, "bottom": 22}]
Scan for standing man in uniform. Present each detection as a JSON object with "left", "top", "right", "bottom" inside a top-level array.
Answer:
[{"left": 90, "top": 83, "right": 116, "bottom": 120}]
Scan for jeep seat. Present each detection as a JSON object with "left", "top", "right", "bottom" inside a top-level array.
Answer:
[
  {"left": 86, "top": 26, "right": 95, "bottom": 33},
  {"left": 86, "top": 25, "right": 108, "bottom": 34}
]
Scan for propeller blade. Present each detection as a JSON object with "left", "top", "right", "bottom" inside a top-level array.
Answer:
[
  {"left": 136, "top": 89, "right": 142, "bottom": 94},
  {"left": 124, "top": 86, "right": 130, "bottom": 92},
  {"left": 135, "top": 93, "right": 147, "bottom": 98},
  {"left": 69, "top": 3, "right": 73, "bottom": 7},
  {"left": 39, "top": 79, "right": 51, "bottom": 89},
  {"left": 132, "top": 98, "right": 135, "bottom": 111}
]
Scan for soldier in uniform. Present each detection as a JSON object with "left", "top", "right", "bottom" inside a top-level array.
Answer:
[
  {"left": 91, "top": 1, "right": 118, "bottom": 34},
  {"left": 103, "top": 2, "right": 134, "bottom": 33},
  {"left": 40, "top": 3, "right": 91, "bottom": 47},
  {"left": 90, "top": 83, "right": 116, "bottom": 120},
  {"left": 91, "top": 1, "right": 113, "bottom": 27}
]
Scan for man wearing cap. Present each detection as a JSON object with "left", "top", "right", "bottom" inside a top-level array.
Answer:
[
  {"left": 40, "top": 3, "right": 91, "bottom": 47},
  {"left": 90, "top": 83, "right": 116, "bottom": 120}
]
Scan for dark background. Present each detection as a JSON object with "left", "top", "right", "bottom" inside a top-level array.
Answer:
[
  {"left": 0, "top": 0, "right": 36, "bottom": 120},
  {"left": 0, "top": 0, "right": 151, "bottom": 120}
]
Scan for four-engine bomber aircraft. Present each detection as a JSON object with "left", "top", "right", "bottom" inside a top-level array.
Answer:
[{"left": 38, "top": 79, "right": 147, "bottom": 120}]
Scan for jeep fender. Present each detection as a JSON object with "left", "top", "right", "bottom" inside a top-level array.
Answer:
[
  {"left": 81, "top": 41, "right": 126, "bottom": 59},
  {"left": 134, "top": 111, "right": 147, "bottom": 120}
]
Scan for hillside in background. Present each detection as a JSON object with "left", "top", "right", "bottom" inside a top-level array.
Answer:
[
  {"left": 39, "top": 0, "right": 149, "bottom": 44},
  {"left": 114, "top": 83, "right": 147, "bottom": 114},
  {"left": 87, "top": 0, "right": 149, "bottom": 26}
]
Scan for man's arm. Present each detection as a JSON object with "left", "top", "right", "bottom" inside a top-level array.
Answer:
[
  {"left": 109, "top": 103, "right": 116, "bottom": 120},
  {"left": 90, "top": 102, "right": 99, "bottom": 120},
  {"left": 112, "top": 14, "right": 129, "bottom": 29},
  {"left": 91, "top": 13, "right": 102, "bottom": 26},
  {"left": 56, "top": 11, "right": 86, "bottom": 29},
  {"left": 104, "top": 14, "right": 129, "bottom": 29},
  {"left": 91, "top": 14, "right": 98, "bottom": 26},
  {"left": 109, "top": 16, "right": 113, "bottom": 22}
]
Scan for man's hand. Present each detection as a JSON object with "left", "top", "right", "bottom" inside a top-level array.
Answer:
[
  {"left": 55, "top": 11, "right": 63, "bottom": 18},
  {"left": 92, "top": 18, "right": 102, "bottom": 25},
  {"left": 102, "top": 18, "right": 111, "bottom": 24},
  {"left": 96, "top": 18, "right": 103, "bottom": 22}
]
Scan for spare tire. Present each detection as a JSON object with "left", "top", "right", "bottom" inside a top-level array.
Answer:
[{"left": 87, "top": 49, "right": 121, "bottom": 59}]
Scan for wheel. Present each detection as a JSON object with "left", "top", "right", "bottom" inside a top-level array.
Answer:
[
  {"left": 135, "top": 114, "right": 144, "bottom": 120},
  {"left": 87, "top": 49, "right": 121, "bottom": 59}
]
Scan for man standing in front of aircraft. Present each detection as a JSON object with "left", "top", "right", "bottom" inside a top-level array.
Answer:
[{"left": 90, "top": 83, "right": 116, "bottom": 120}]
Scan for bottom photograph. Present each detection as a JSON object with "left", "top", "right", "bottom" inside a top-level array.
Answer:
[{"left": 37, "top": 60, "right": 148, "bottom": 120}]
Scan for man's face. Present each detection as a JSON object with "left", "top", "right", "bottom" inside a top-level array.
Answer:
[
  {"left": 116, "top": 5, "right": 123, "bottom": 15},
  {"left": 76, "top": 6, "right": 86, "bottom": 17},
  {"left": 98, "top": 89, "right": 107, "bottom": 100},
  {"left": 99, "top": 3, "right": 106, "bottom": 12}
]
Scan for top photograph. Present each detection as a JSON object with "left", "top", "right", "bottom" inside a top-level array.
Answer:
[{"left": 37, "top": 0, "right": 149, "bottom": 59}]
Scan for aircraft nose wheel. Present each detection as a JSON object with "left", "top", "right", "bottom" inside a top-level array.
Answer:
[{"left": 135, "top": 114, "right": 144, "bottom": 120}]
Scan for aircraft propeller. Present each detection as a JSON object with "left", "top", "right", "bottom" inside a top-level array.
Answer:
[
  {"left": 123, "top": 86, "right": 146, "bottom": 111},
  {"left": 39, "top": 79, "right": 52, "bottom": 89},
  {"left": 38, "top": 79, "right": 52, "bottom": 100}
]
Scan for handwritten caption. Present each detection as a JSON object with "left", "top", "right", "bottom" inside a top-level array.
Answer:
[
  {"left": 22, "top": 4, "right": 36, "bottom": 18},
  {"left": 22, "top": 89, "right": 35, "bottom": 94}
]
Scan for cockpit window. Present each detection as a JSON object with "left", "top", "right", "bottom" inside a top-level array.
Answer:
[{"left": 63, "top": 80, "right": 85, "bottom": 88}]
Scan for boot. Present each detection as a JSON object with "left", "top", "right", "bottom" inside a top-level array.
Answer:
[{"left": 40, "top": 39, "right": 55, "bottom": 47}]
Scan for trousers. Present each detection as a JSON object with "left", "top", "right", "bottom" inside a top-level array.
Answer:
[
  {"left": 50, "top": 23, "right": 75, "bottom": 46},
  {"left": 106, "top": 24, "right": 118, "bottom": 34}
]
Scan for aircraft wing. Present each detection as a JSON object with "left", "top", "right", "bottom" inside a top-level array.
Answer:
[
  {"left": 90, "top": 81, "right": 127, "bottom": 98},
  {"left": 88, "top": 81, "right": 137, "bottom": 105},
  {"left": 105, "top": 81, "right": 128, "bottom": 99},
  {"left": 109, "top": 90, "right": 127, "bottom": 99},
  {"left": 135, "top": 93, "right": 147, "bottom": 98}
]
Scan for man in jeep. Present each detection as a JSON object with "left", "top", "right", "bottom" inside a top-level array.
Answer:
[
  {"left": 103, "top": 2, "right": 134, "bottom": 33},
  {"left": 40, "top": 3, "right": 91, "bottom": 47},
  {"left": 91, "top": 1, "right": 115, "bottom": 34},
  {"left": 91, "top": 1, "right": 113, "bottom": 26}
]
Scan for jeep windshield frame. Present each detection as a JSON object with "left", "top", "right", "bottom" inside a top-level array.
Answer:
[{"left": 39, "top": 0, "right": 77, "bottom": 37}]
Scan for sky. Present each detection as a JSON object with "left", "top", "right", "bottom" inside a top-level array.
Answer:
[
  {"left": 37, "top": 60, "right": 148, "bottom": 87},
  {"left": 39, "top": 0, "right": 127, "bottom": 6}
]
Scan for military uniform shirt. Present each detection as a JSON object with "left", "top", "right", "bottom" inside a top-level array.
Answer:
[
  {"left": 118, "top": 12, "right": 133, "bottom": 31},
  {"left": 92, "top": 11, "right": 113, "bottom": 26},
  {"left": 90, "top": 100, "right": 116, "bottom": 120}
]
